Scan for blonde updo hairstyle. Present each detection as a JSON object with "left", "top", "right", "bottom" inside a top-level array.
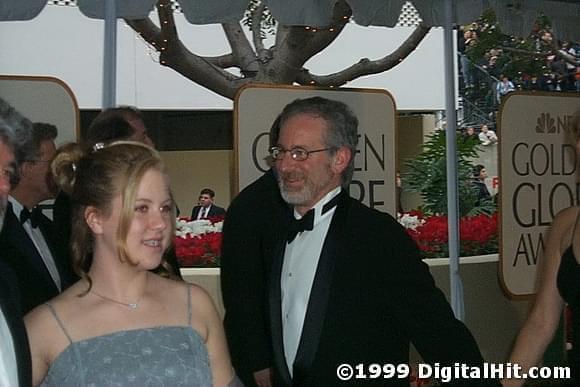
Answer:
[{"left": 51, "top": 141, "right": 176, "bottom": 290}]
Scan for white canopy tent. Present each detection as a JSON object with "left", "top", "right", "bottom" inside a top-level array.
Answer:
[{"left": 2, "top": 0, "right": 580, "bottom": 320}]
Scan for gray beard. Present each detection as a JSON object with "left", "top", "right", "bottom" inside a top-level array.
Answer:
[{"left": 279, "top": 180, "right": 315, "bottom": 206}]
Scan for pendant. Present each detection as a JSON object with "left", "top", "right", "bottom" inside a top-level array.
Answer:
[{"left": 128, "top": 303, "right": 139, "bottom": 309}]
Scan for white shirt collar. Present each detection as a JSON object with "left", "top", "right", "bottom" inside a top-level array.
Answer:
[
  {"left": 293, "top": 186, "right": 341, "bottom": 225},
  {"left": 7, "top": 196, "right": 25, "bottom": 216}
]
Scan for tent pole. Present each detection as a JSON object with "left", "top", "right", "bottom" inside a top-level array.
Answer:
[
  {"left": 102, "top": 0, "right": 117, "bottom": 109},
  {"left": 443, "top": 0, "right": 464, "bottom": 320}
]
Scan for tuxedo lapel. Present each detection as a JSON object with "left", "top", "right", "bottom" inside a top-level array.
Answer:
[
  {"left": 269, "top": 234, "right": 293, "bottom": 386},
  {"left": 36, "top": 212, "right": 73, "bottom": 288},
  {"left": 1, "top": 205, "right": 58, "bottom": 292},
  {"left": 292, "top": 191, "right": 350, "bottom": 384}
]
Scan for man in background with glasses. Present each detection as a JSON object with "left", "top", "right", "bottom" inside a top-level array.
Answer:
[
  {"left": 266, "top": 96, "right": 495, "bottom": 386},
  {"left": 0, "top": 101, "right": 33, "bottom": 387},
  {"left": 0, "top": 122, "right": 75, "bottom": 314}
]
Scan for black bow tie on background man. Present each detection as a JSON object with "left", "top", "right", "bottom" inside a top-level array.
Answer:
[
  {"left": 286, "top": 193, "right": 341, "bottom": 243},
  {"left": 20, "top": 207, "right": 41, "bottom": 228}
]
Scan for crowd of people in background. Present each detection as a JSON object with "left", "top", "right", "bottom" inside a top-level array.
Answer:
[
  {"left": 462, "top": 124, "right": 499, "bottom": 146},
  {"left": 458, "top": 20, "right": 580, "bottom": 96}
]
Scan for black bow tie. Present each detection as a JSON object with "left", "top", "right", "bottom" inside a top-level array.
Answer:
[
  {"left": 20, "top": 207, "right": 41, "bottom": 228},
  {"left": 286, "top": 193, "right": 341, "bottom": 243},
  {"left": 287, "top": 209, "right": 314, "bottom": 243}
]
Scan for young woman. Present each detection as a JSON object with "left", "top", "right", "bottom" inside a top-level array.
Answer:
[
  {"left": 26, "top": 141, "right": 238, "bottom": 386},
  {"left": 504, "top": 110, "right": 580, "bottom": 386}
]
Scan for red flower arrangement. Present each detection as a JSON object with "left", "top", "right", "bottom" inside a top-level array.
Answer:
[
  {"left": 401, "top": 211, "right": 498, "bottom": 258},
  {"left": 174, "top": 216, "right": 224, "bottom": 267}
]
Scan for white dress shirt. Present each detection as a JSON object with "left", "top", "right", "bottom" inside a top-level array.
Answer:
[
  {"left": 281, "top": 186, "right": 341, "bottom": 374},
  {"left": 197, "top": 205, "right": 211, "bottom": 220},
  {"left": 8, "top": 197, "right": 61, "bottom": 291},
  {"left": 0, "top": 306, "right": 17, "bottom": 387}
]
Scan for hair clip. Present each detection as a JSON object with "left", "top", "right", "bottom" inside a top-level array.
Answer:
[
  {"left": 71, "top": 162, "right": 77, "bottom": 172},
  {"left": 92, "top": 142, "right": 105, "bottom": 152}
]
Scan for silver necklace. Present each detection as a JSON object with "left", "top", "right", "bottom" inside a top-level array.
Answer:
[{"left": 91, "top": 290, "right": 140, "bottom": 310}]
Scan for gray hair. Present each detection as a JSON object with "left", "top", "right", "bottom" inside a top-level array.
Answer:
[
  {"left": 278, "top": 96, "right": 359, "bottom": 186},
  {"left": 25, "top": 122, "right": 58, "bottom": 161},
  {"left": 0, "top": 98, "right": 33, "bottom": 184}
]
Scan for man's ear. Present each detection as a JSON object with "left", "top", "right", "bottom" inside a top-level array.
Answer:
[
  {"left": 331, "top": 146, "right": 351, "bottom": 175},
  {"left": 19, "top": 161, "right": 33, "bottom": 178},
  {"left": 85, "top": 206, "right": 104, "bottom": 235}
]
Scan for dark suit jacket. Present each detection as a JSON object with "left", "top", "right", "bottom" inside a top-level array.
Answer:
[
  {"left": 0, "top": 261, "right": 32, "bottom": 387},
  {"left": 0, "top": 203, "right": 75, "bottom": 314},
  {"left": 221, "top": 170, "right": 289, "bottom": 386},
  {"left": 190, "top": 204, "right": 226, "bottom": 220},
  {"left": 269, "top": 191, "right": 495, "bottom": 386}
]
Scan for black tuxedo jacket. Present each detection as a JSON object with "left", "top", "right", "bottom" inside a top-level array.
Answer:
[
  {"left": 0, "top": 262, "right": 32, "bottom": 387},
  {"left": 190, "top": 204, "right": 226, "bottom": 220},
  {"left": 269, "top": 191, "right": 496, "bottom": 386},
  {"left": 0, "top": 203, "right": 75, "bottom": 314},
  {"left": 221, "top": 170, "right": 289, "bottom": 386}
]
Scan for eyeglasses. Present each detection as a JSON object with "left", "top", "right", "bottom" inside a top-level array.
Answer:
[
  {"left": 1, "top": 167, "right": 14, "bottom": 182},
  {"left": 269, "top": 146, "right": 334, "bottom": 161}
]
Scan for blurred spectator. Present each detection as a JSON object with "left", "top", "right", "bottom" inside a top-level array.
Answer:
[
  {"left": 496, "top": 75, "right": 515, "bottom": 103},
  {"left": 478, "top": 124, "right": 498, "bottom": 146},
  {"left": 462, "top": 126, "right": 479, "bottom": 144},
  {"left": 396, "top": 171, "right": 403, "bottom": 214},
  {"left": 472, "top": 164, "right": 492, "bottom": 206}
]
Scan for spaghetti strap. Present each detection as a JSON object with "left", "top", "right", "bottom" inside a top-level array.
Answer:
[
  {"left": 187, "top": 285, "right": 193, "bottom": 326},
  {"left": 45, "top": 303, "right": 74, "bottom": 345}
]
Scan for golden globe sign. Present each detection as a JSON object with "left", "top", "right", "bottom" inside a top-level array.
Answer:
[
  {"left": 500, "top": 92, "right": 579, "bottom": 297},
  {"left": 234, "top": 85, "right": 397, "bottom": 215}
]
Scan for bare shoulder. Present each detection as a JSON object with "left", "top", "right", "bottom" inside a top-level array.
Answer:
[
  {"left": 24, "top": 284, "right": 77, "bottom": 329},
  {"left": 551, "top": 206, "right": 578, "bottom": 227},
  {"left": 548, "top": 206, "right": 579, "bottom": 239},
  {"left": 24, "top": 301, "right": 70, "bottom": 365},
  {"left": 542, "top": 206, "right": 580, "bottom": 260},
  {"left": 152, "top": 276, "right": 216, "bottom": 313},
  {"left": 25, "top": 302, "right": 56, "bottom": 333}
]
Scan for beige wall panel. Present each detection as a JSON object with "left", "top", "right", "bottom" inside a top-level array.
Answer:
[{"left": 161, "top": 150, "right": 233, "bottom": 217}]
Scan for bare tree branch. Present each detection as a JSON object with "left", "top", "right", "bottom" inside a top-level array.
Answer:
[
  {"left": 156, "top": 0, "right": 177, "bottom": 41},
  {"left": 125, "top": 0, "right": 432, "bottom": 100},
  {"left": 204, "top": 54, "right": 238, "bottom": 68},
  {"left": 500, "top": 46, "right": 577, "bottom": 66},
  {"left": 251, "top": 2, "right": 266, "bottom": 53},
  {"left": 277, "top": 0, "right": 351, "bottom": 68},
  {"left": 124, "top": 17, "right": 163, "bottom": 48},
  {"left": 222, "top": 23, "right": 259, "bottom": 76},
  {"left": 295, "top": 23, "right": 431, "bottom": 86},
  {"left": 125, "top": 18, "right": 238, "bottom": 69},
  {"left": 125, "top": 2, "right": 244, "bottom": 99}
]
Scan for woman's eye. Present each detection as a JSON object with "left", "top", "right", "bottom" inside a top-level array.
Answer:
[
  {"left": 161, "top": 205, "right": 172, "bottom": 213},
  {"left": 135, "top": 205, "right": 148, "bottom": 213}
]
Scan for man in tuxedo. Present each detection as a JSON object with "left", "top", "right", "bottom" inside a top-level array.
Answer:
[
  {"left": 191, "top": 188, "right": 226, "bottom": 219},
  {"left": 0, "top": 120, "right": 32, "bottom": 387},
  {"left": 267, "top": 97, "right": 495, "bottom": 386},
  {"left": 221, "top": 116, "right": 287, "bottom": 387},
  {"left": 0, "top": 122, "right": 75, "bottom": 314}
]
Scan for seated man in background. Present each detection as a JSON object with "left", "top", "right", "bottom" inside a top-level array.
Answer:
[{"left": 191, "top": 188, "right": 226, "bottom": 220}]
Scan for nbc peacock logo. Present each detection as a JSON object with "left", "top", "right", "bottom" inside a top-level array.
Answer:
[{"left": 535, "top": 113, "right": 556, "bottom": 134}]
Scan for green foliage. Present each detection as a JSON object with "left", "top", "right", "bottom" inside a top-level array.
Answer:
[
  {"left": 404, "top": 130, "right": 495, "bottom": 217},
  {"left": 465, "top": 8, "right": 553, "bottom": 81}
]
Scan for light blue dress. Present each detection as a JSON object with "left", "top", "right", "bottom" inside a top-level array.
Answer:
[{"left": 40, "top": 287, "right": 212, "bottom": 386}]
